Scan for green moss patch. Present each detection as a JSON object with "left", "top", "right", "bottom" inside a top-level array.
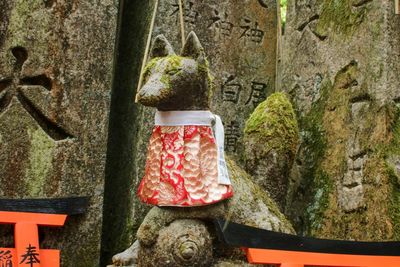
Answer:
[
  {"left": 25, "top": 128, "right": 55, "bottom": 197},
  {"left": 386, "top": 104, "right": 400, "bottom": 240},
  {"left": 142, "top": 57, "right": 160, "bottom": 79},
  {"left": 315, "top": 0, "right": 370, "bottom": 36},
  {"left": 298, "top": 79, "right": 331, "bottom": 234},
  {"left": 143, "top": 55, "right": 185, "bottom": 83},
  {"left": 244, "top": 92, "right": 299, "bottom": 156},
  {"left": 306, "top": 170, "right": 333, "bottom": 232},
  {"left": 197, "top": 58, "right": 213, "bottom": 97},
  {"left": 388, "top": 105, "right": 400, "bottom": 155},
  {"left": 291, "top": 64, "right": 357, "bottom": 235}
]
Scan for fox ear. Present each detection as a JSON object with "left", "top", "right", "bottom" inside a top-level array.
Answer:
[
  {"left": 181, "top": 32, "right": 206, "bottom": 63},
  {"left": 150, "top": 34, "right": 176, "bottom": 58}
]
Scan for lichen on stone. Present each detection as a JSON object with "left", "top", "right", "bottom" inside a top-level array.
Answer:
[
  {"left": 386, "top": 104, "right": 400, "bottom": 240},
  {"left": 243, "top": 92, "right": 299, "bottom": 208},
  {"left": 292, "top": 77, "right": 331, "bottom": 234},
  {"left": 143, "top": 55, "right": 185, "bottom": 84},
  {"left": 306, "top": 170, "right": 333, "bottom": 232},
  {"left": 7, "top": 0, "right": 52, "bottom": 63},
  {"left": 387, "top": 165, "right": 400, "bottom": 237},
  {"left": 388, "top": 104, "right": 400, "bottom": 155},
  {"left": 315, "top": 0, "right": 371, "bottom": 37},
  {"left": 244, "top": 92, "right": 298, "bottom": 156},
  {"left": 142, "top": 57, "right": 160, "bottom": 79},
  {"left": 225, "top": 157, "right": 295, "bottom": 233},
  {"left": 292, "top": 61, "right": 400, "bottom": 240},
  {"left": 25, "top": 128, "right": 55, "bottom": 197},
  {"left": 197, "top": 58, "right": 213, "bottom": 97}
]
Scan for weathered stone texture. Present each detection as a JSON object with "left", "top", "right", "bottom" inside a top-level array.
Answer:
[
  {"left": 0, "top": 0, "right": 118, "bottom": 265},
  {"left": 281, "top": 0, "right": 400, "bottom": 240},
  {"left": 138, "top": 219, "right": 213, "bottom": 267},
  {"left": 243, "top": 92, "right": 299, "bottom": 209}
]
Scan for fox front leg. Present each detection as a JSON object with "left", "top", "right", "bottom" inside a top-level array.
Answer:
[{"left": 111, "top": 240, "right": 140, "bottom": 266}]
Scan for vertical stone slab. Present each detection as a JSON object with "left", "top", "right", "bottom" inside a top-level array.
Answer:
[
  {"left": 100, "top": 0, "right": 158, "bottom": 264},
  {"left": 153, "top": 0, "right": 278, "bottom": 155},
  {"left": 0, "top": 0, "right": 118, "bottom": 266},
  {"left": 281, "top": 0, "right": 400, "bottom": 240}
]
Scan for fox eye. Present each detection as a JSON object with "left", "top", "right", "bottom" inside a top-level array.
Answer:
[{"left": 166, "top": 68, "right": 182, "bottom": 76}]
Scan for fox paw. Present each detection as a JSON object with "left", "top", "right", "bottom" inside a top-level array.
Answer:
[{"left": 111, "top": 240, "right": 139, "bottom": 266}]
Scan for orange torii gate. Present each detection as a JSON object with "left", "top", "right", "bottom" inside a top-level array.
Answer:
[
  {"left": 0, "top": 198, "right": 88, "bottom": 267},
  {"left": 214, "top": 219, "right": 400, "bottom": 267}
]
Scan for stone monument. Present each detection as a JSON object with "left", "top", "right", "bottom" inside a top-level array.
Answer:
[
  {"left": 0, "top": 0, "right": 118, "bottom": 266},
  {"left": 281, "top": 0, "right": 400, "bottom": 240}
]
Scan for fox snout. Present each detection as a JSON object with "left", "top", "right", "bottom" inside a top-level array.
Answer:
[{"left": 137, "top": 75, "right": 172, "bottom": 107}]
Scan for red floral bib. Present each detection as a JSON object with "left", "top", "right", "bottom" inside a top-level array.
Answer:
[{"left": 138, "top": 113, "right": 233, "bottom": 206}]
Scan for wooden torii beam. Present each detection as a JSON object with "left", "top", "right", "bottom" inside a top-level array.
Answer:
[
  {"left": 0, "top": 197, "right": 89, "bottom": 267},
  {"left": 214, "top": 219, "right": 400, "bottom": 267}
]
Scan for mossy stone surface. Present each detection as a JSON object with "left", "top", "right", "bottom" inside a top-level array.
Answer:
[
  {"left": 0, "top": 0, "right": 119, "bottom": 266},
  {"left": 244, "top": 92, "right": 298, "bottom": 154},
  {"left": 281, "top": 0, "right": 400, "bottom": 240},
  {"left": 243, "top": 92, "right": 299, "bottom": 209},
  {"left": 315, "top": 0, "right": 371, "bottom": 37}
]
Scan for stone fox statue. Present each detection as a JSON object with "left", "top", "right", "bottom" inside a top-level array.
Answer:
[
  {"left": 110, "top": 32, "right": 293, "bottom": 267},
  {"left": 136, "top": 32, "right": 233, "bottom": 207}
]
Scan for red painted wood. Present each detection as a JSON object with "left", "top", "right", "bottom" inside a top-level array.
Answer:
[
  {"left": 0, "top": 248, "right": 59, "bottom": 267},
  {"left": 280, "top": 264, "right": 304, "bottom": 267},
  {"left": 0, "top": 211, "right": 66, "bottom": 226},
  {"left": 15, "top": 223, "right": 41, "bottom": 267},
  {"left": 247, "top": 248, "right": 400, "bottom": 267},
  {"left": 0, "top": 211, "right": 67, "bottom": 267}
]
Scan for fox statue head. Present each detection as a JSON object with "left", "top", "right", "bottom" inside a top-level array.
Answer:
[{"left": 137, "top": 32, "right": 211, "bottom": 111}]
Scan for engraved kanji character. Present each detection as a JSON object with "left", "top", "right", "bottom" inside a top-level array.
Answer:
[
  {"left": 239, "top": 18, "right": 265, "bottom": 44},
  {"left": 170, "top": 1, "right": 199, "bottom": 25},
  {"left": 225, "top": 121, "right": 241, "bottom": 152},
  {"left": 246, "top": 81, "right": 268, "bottom": 106},
  {"left": 221, "top": 74, "right": 243, "bottom": 104},
  {"left": 208, "top": 9, "right": 234, "bottom": 38}
]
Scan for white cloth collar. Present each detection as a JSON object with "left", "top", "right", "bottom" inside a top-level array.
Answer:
[{"left": 155, "top": 110, "right": 214, "bottom": 126}]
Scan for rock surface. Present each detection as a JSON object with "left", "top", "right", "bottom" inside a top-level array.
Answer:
[
  {"left": 281, "top": 0, "right": 400, "bottom": 240},
  {"left": 0, "top": 0, "right": 118, "bottom": 265},
  {"left": 243, "top": 92, "right": 299, "bottom": 209}
]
